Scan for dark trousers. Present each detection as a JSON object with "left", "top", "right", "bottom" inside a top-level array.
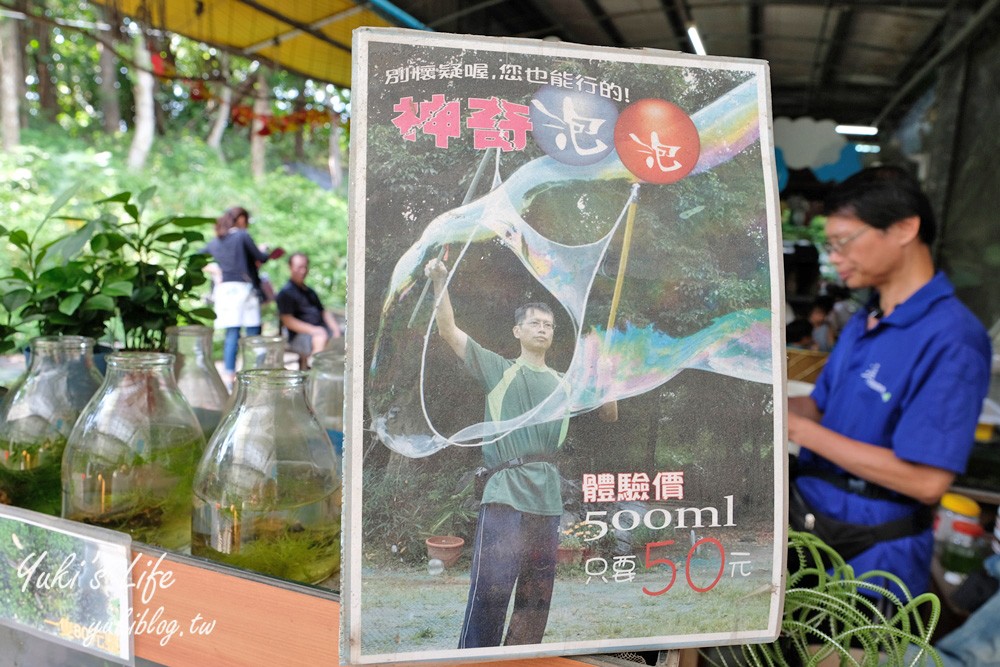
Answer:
[{"left": 458, "top": 503, "right": 559, "bottom": 648}]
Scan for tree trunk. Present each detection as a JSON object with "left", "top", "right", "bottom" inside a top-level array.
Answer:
[
  {"left": 14, "top": 0, "right": 28, "bottom": 128},
  {"left": 127, "top": 30, "right": 154, "bottom": 170},
  {"left": 0, "top": 16, "right": 21, "bottom": 150},
  {"left": 32, "top": 10, "right": 58, "bottom": 122},
  {"left": 98, "top": 10, "right": 121, "bottom": 134},
  {"left": 328, "top": 118, "right": 344, "bottom": 191},
  {"left": 250, "top": 71, "right": 267, "bottom": 180},
  {"left": 206, "top": 54, "right": 231, "bottom": 158},
  {"left": 293, "top": 99, "right": 305, "bottom": 161}
]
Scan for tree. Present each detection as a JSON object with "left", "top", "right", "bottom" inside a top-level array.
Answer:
[
  {"left": 126, "top": 26, "right": 153, "bottom": 169},
  {"left": 0, "top": 15, "right": 21, "bottom": 149},
  {"left": 205, "top": 53, "right": 231, "bottom": 157},
  {"left": 250, "top": 69, "right": 267, "bottom": 180},
  {"left": 97, "top": 7, "right": 121, "bottom": 133}
]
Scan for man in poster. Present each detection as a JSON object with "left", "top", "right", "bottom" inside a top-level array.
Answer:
[{"left": 425, "top": 258, "right": 617, "bottom": 647}]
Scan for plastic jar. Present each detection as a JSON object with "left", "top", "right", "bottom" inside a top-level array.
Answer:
[
  {"left": 940, "top": 520, "right": 985, "bottom": 585},
  {"left": 934, "top": 492, "right": 981, "bottom": 553}
]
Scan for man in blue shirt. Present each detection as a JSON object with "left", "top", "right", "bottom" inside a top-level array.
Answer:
[{"left": 788, "top": 167, "right": 991, "bottom": 600}]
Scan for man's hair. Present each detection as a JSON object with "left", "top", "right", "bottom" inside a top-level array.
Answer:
[
  {"left": 514, "top": 302, "right": 553, "bottom": 325},
  {"left": 822, "top": 166, "right": 936, "bottom": 245},
  {"left": 288, "top": 252, "right": 309, "bottom": 266}
]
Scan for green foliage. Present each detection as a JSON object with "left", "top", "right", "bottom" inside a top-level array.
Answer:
[
  {"left": 0, "top": 186, "right": 216, "bottom": 351},
  {"left": 362, "top": 460, "right": 478, "bottom": 564},
  {"left": 0, "top": 126, "right": 348, "bottom": 351},
  {"left": 0, "top": 184, "right": 112, "bottom": 348},
  {"left": 703, "top": 531, "right": 942, "bottom": 667},
  {"left": 88, "top": 188, "right": 216, "bottom": 350}
]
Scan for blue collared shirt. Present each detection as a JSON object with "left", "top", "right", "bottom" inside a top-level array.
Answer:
[{"left": 798, "top": 271, "right": 991, "bottom": 597}]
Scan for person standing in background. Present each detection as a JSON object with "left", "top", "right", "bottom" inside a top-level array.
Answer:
[{"left": 203, "top": 206, "right": 284, "bottom": 386}]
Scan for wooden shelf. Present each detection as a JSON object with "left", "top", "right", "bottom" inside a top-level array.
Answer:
[{"left": 129, "top": 546, "right": 677, "bottom": 666}]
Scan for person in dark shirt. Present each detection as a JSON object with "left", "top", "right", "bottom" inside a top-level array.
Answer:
[
  {"left": 275, "top": 253, "right": 342, "bottom": 366},
  {"left": 203, "top": 206, "right": 284, "bottom": 384}
]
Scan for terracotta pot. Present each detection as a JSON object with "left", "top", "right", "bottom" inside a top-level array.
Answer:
[
  {"left": 425, "top": 535, "right": 465, "bottom": 568},
  {"left": 556, "top": 545, "right": 584, "bottom": 565}
]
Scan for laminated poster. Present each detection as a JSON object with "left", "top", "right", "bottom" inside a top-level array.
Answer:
[{"left": 343, "top": 27, "right": 786, "bottom": 664}]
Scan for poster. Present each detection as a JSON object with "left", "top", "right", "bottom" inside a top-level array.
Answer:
[
  {"left": 343, "top": 27, "right": 786, "bottom": 664},
  {"left": 0, "top": 505, "right": 133, "bottom": 664}
]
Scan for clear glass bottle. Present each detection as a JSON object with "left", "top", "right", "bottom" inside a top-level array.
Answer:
[
  {"left": 62, "top": 352, "right": 206, "bottom": 551},
  {"left": 0, "top": 336, "right": 102, "bottom": 514},
  {"left": 192, "top": 369, "right": 341, "bottom": 585},
  {"left": 166, "top": 325, "right": 229, "bottom": 438},
  {"left": 239, "top": 335, "right": 287, "bottom": 370},
  {"left": 308, "top": 348, "right": 345, "bottom": 457}
]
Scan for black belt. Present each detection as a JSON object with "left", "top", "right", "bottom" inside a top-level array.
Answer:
[{"left": 486, "top": 454, "right": 556, "bottom": 475}]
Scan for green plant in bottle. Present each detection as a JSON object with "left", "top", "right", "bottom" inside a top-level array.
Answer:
[
  {"left": 192, "top": 369, "right": 341, "bottom": 586},
  {"left": 0, "top": 336, "right": 102, "bottom": 515},
  {"left": 62, "top": 352, "right": 206, "bottom": 551}
]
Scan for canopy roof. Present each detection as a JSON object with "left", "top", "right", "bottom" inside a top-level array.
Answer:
[{"left": 94, "top": 0, "right": 426, "bottom": 88}]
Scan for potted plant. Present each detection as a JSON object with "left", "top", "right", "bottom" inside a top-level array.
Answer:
[
  {"left": 423, "top": 477, "right": 477, "bottom": 569},
  {"left": 0, "top": 187, "right": 117, "bottom": 356},
  {"left": 0, "top": 186, "right": 215, "bottom": 354},
  {"left": 558, "top": 520, "right": 600, "bottom": 565}
]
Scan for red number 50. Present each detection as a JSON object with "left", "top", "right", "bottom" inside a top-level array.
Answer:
[{"left": 642, "top": 537, "right": 725, "bottom": 596}]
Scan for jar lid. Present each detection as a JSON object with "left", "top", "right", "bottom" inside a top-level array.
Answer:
[
  {"left": 953, "top": 520, "right": 984, "bottom": 536},
  {"left": 940, "top": 492, "right": 981, "bottom": 517}
]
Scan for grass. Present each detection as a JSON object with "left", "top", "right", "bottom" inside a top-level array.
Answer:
[{"left": 356, "top": 541, "right": 776, "bottom": 656}]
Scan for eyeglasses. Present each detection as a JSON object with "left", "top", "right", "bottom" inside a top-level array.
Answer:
[
  {"left": 823, "top": 226, "right": 870, "bottom": 255},
  {"left": 522, "top": 319, "right": 555, "bottom": 331}
]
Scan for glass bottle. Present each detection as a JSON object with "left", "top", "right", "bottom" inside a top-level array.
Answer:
[
  {"left": 308, "top": 348, "right": 345, "bottom": 457},
  {"left": 239, "top": 335, "right": 288, "bottom": 370},
  {"left": 62, "top": 352, "right": 206, "bottom": 551},
  {"left": 166, "top": 325, "right": 229, "bottom": 438},
  {"left": 192, "top": 369, "right": 341, "bottom": 585},
  {"left": 0, "top": 336, "right": 102, "bottom": 515}
]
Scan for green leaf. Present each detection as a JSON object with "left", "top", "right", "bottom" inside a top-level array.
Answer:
[
  {"left": 124, "top": 204, "right": 140, "bottom": 221},
  {"left": 188, "top": 307, "right": 217, "bottom": 320},
  {"left": 8, "top": 229, "right": 29, "bottom": 249},
  {"left": 82, "top": 294, "right": 116, "bottom": 312},
  {"left": 9, "top": 267, "right": 30, "bottom": 282},
  {"left": 45, "top": 184, "right": 82, "bottom": 220},
  {"left": 2, "top": 289, "right": 31, "bottom": 312},
  {"left": 40, "top": 221, "right": 97, "bottom": 267},
  {"left": 58, "top": 293, "right": 85, "bottom": 316},
  {"left": 90, "top": 233, "right": 109, "bottom": 253},
  {"left": 0, "top": 223, "right": 8, "bottom": 236},
  {"left": 104, "top": 265, "right": 138, "bottom": 281},
  {"left": 132, "top": 286, "right": 158, "bottom": 303},
  {"left": 101, "top": 281, "right": 134, "bottom": 297},
  {"left": 96, "top": 191, "right": 131, "bottom": 204},
  {"left": 101, "top": 233, "right": 128, "bottom": 252},
  {"left": 136, "top": 186, "right": 156, "bottom": 210},
  {"left": 170, "top": 216, "right": 215, "bottom": 228},
  {"left": 154, "top": 232, "right": 185, "bottom": 243}
]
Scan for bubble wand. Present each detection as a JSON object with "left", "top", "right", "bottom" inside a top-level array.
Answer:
[{"left": 407, "top": 147, "right": 498, "bottom": 328}]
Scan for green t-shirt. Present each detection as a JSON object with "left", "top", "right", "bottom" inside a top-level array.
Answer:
[{"left": 465, "top": 338, "right": 569, "bottom": 516}]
